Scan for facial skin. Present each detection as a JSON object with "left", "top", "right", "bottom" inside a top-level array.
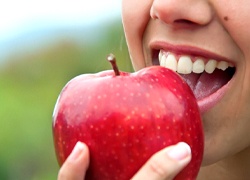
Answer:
[{"left": 122, "top": 0, "right": 250, "bottom": 178}]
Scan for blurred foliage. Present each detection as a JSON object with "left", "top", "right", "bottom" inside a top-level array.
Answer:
[{"left": 0, "top": 19, "right": 132, "bottom": 179}]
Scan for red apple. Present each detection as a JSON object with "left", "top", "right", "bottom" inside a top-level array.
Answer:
[{"left": 52, "top": 54, "right": 204, "bottom": 180}]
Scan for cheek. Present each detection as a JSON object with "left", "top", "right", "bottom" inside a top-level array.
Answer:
[
  {"left": 122, "top": 0, "right": 151, "bottom": 38},
  {"left": 215, "top": 1, "right": 250, "bottom": 55},
  {"left": 122, "top": 0, "right": 152, "bottom": 70},
  {"left": 226, "top": 16, "right": 250, "bottom": 55}
]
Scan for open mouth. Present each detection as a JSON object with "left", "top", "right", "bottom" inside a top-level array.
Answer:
[{"left": 153, "top": 49, "right": 236, "bottom": 113}]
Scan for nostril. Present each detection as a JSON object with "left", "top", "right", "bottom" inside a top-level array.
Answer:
[
  {"left": 150, "top": 1, "right": 212, "bottom": 27},
  {"left": 174, "top": 19, "right": 196, "bottom": 25},
  {"left": 171, "top": 19, "right": 202, "bottom": 29}
]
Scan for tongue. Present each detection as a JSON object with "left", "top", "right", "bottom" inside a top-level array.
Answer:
[{"left": 180, "top": 69, "right": 232, "bottom": 100}]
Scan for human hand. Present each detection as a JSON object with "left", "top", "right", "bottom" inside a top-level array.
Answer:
[
  {"left": 57, "top": 142, "right": 191, "bottom": 180},
  {"left": 132, "top": 142, "right": 192, "bottom": 180},
  {"left": 58, "top": 142, "right": 89, "bottom": 180}
]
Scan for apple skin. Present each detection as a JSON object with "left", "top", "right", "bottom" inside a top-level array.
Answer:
[{"left": 53, "top": 65, "right": 204, "bottom": 180}]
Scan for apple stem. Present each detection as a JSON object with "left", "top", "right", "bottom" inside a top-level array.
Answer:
[{"left": 107, "top": 54, "right": 120, "bottom": 76}]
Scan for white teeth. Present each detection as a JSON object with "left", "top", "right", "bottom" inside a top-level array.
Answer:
[
  {"left": 193, "top": 59, "right": 205, "bottom": 73},
  {"left": 217, "top": 61, "right": 229, "bottom": 70},
  {"left": 177, "top": 56, "right": 192, "bottom": 74},
  {"left": 160, "top": 53, "right": 177, "bottom": 71},
  {"left": 158, "top": 50, "right": 163, "bottom": 61},
  {"left": 159, "top": 50, "right": 234, "bottom": 74},
  {"left": 205, "top": 60, "right": 217, "bottom": 74}
]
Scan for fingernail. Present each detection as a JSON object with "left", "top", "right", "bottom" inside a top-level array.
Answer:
[
  {"left": 167, "top": 142, "right": 191, "bottom": 161},
  {"left": 69, "top": 141, "right": 85, "bottom": 161}
]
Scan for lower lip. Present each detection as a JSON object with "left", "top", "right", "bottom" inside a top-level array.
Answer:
[{"left": 197, "top": 78, "right": 232, "bottom": 114}]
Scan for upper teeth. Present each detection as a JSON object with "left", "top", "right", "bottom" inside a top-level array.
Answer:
[{"left": 159, "top": 50, "right": 234, "bottom": 74}]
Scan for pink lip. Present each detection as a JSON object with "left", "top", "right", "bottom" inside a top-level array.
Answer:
[
  {"left": 150, "top": 41, "right": 236, "bottom": 114},
  {"left": 197, "top": 79, "right": 233, "bottom": 114},
  {"left": 150, "top": 41, "right": 233, "bottom": 63}
]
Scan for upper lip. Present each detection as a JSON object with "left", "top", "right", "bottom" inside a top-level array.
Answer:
[{"left": 150, "top": 41, "right": 235, "bottom": 65}]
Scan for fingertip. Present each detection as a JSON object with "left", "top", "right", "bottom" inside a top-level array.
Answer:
[
  {"left": 58, "top": 141, "right": 89, "bottom": 180},
  {"left": 166, "top": 142, "right": 191, "bottom": 161},
  {"left": 68, "top": 141, "right": 89, "bottom": 162},
  {"left": 132, "top": 142, "right": 192, "bottom": 180}
]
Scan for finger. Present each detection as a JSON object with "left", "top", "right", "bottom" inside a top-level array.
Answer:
[
  {"left": 132, "top": 142, "right": 191, "bottom": 180},
  {"left": 58, "top": 141, "right": 90, "bottom": 180}
]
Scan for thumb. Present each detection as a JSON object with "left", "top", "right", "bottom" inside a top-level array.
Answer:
[
  {"left": 58, "top": 142, "right": 90, "bottom": 180},
  {"left": 132, "top": 142, "right": 192, "bottom": 180}
]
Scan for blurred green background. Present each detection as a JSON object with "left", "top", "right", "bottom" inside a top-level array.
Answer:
[{"left": 0, "top": 2, "right": 132, "bottom": 179}]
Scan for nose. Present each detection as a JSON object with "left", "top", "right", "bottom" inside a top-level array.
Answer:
[{"left": 150, "top": 0, "right": 213, "bottom": 27}]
